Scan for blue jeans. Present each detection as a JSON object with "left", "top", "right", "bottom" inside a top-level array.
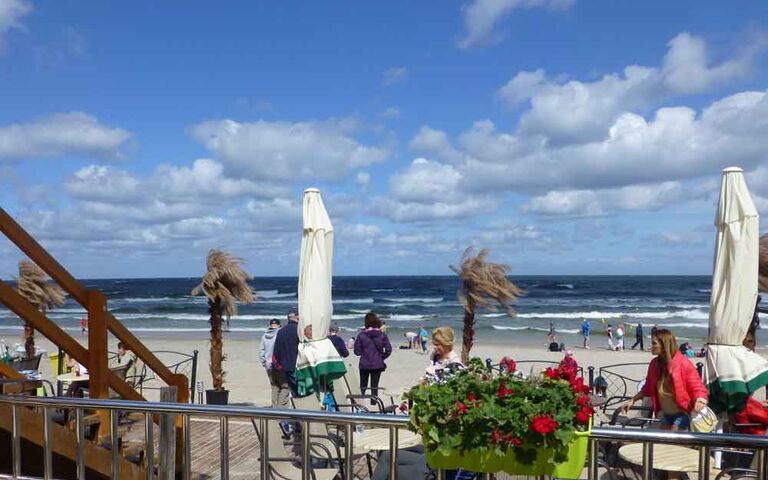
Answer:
[{"left": 661, "top": 412, "right": 690, "bottom": 429}]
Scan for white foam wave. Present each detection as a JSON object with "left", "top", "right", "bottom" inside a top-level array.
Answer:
[
  {"left": 257, "top": 290, "right": 296, "bottom": 298},
  {"left": 515, "top": 309, "right": 708, "bottom": 320},
  {"left": 381, "top": 297, "right": 444, "bottom": 303},
  {"left": 491, "top": 325, "right": 579, "bottom": 334},
  {"left": 697, "top": 289, "right": 712, "bottom": 293},
  {"left": 115, "top": 297, "right": 175, "bottom": 303},
  {"left": 386, "top": 314, "right": 432, "bottom": 322},
  {"left": 557, "top": 284, "right": 574, "bottom": 289},
  {"left": 481, "top": 313, "right": 507, "bottom": 318}
]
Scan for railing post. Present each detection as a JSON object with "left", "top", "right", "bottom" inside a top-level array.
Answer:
[
  {"left": 696, "top": 362, "right": 704, "bottom": 379},
  {"left": 159, "top": 386, "right": 177, "bottom": 479},
  {"left": 190, "top": 350, "right": 199, "bottom": 404},
  {"left": 344, "top": 423, "right": 353, "bottom": 480},
  {"left": 697, "top": 446, "right": 710, "bottom": 480},
  {"left": 12, "top": 402, "right": 21, "bottom": 478},
  {"left": 389, "top": 426, "right": 399, "bottom": 480},
  {"left": 145, "top": 412, "right": 154, "bottom": 480},
  {"left": 588, "top": 438, "right": 598, "bottom": 480},
  {"left": 301, "top": 420, "right": 310, "bottom": 480},
  {"left": 588, "top": 366, "right": 595, "bottom": 393},
  {"left": 260, "top": 419, "right": 269, "bottom": 480},
  {"left": 642, "top": 441, "right": 653, "bottom": 480}
]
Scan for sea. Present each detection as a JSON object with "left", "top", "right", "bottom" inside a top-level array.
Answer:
[{"left": 0, "top": 276, "right": 717, "bottom": 347}]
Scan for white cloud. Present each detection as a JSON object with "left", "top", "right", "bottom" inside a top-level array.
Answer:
[
  {"left": 356, "top": 171, "right": 371, "bottom": 190},
  {"left": 191, "top": 119, "right": 388, "bottom": 181},
  {"left": 373, "top": 158, "right": 496, "bottom": 222},
  {"left": 381, "top": 107, "right": 401, "bottom": 118},
  {"left": 0, "top": 0, "right": 31, "bottom": 52},
  {"left": 458, "top": 0, "right": 574, "bottom": 49},
  {"left": 522, "top": 182, "right": 686, "bottom": 217},
  {"left": 382, "top": 67, "right": 407, "bottom": 86},
  {"left": 460, "top": 90, "right": 768, "bottom": 192},
  {"left": 0, "top": 112, "right": 132, "bottom": 161},
  {"left": 498, "top": 33, "right": 764, "bottom": 144},
  {"left": 409, "top": 126, "right": 465, "bottom": 164}
]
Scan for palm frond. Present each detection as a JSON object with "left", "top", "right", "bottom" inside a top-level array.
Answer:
[
  {"left": 191, "top": 249, "right": 256, "bottom": 318},
  {"left": 15, "top": 260, "right": 67, "bottom": 311},
  {"left": 760, "top": 234, "right": 768, "bottom": 293},
  {"left": 450, "top": 247, "right": 524, "bottom": 314}
]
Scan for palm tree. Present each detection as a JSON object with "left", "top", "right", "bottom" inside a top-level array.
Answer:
[
  {"left": 191, "top": 249, "right": 255, "bottom": 391},
  {"left": 759, "top": 233, "right": 768, "bottom": 293},
  {"left": 451, "top": 247, "right": 524, "bottom": 364},
  {"left": 15, "top": 260, "right": 66, "bottom": 358}
]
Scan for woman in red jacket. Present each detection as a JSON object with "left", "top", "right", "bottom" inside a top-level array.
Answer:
[{"left": 622, "top": 329, "right": 708, "bottom": 430}]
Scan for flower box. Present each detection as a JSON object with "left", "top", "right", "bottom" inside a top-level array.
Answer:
[
  {"left": 425, "top": 426, "right": 589, "bottom": 478},
  {"left": 406, "top": 357, "right": 593, "bottom": 479}
]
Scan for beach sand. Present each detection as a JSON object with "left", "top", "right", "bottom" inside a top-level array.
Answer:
[{"left": 24, "top": 332, "right": 758, "bottom": 406}]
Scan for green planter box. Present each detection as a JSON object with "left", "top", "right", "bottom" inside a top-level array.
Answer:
[{"left": 425, "top": 429, "right": 590, "bottom": 478}]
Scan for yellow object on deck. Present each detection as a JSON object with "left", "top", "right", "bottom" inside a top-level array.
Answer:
[{"left": 49, "top": 352, "right": 72, "bottom": 374}]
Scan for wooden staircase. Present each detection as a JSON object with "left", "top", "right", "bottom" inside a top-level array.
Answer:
[{"left": 0, "top": 206, "right": 190, "bottom": 478}]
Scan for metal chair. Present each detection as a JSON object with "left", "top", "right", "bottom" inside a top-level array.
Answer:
[{"left": 12, "top": 353, "right": 43, "bottom": 372}]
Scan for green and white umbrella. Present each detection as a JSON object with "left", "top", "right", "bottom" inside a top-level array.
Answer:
[
  {"left": 705, "top": 167, "right": 768, "bottom": 412},
  {"left": 295, "top": 188, "right": 346, "bottom": 396}
]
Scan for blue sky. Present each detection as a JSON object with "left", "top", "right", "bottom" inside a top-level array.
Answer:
[{"left": 0, "top": 0, "right": 767, "bottom": 278}]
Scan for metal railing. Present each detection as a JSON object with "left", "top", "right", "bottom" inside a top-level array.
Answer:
[
  {"left": 0, "top": 394, "right": 410, "bottom": 480},
  {"left": 2, "top": 394, "right": 768, "bottom": 480}
]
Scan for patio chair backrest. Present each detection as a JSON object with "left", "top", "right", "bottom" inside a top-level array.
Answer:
[
  {"left": 12, "top": 353, "right": 42, "bottom": 371},
  {"left": 252, "top": 418, "right": 339, "bottom": 480}
]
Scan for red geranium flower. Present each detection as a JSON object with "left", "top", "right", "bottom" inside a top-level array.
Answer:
[
  {"left": 492, "top": 429, "right": 502, "bottom": 443},
  {"left": 467, "top": 393, "right": 477, "bottom": 403},
  {"left": 506, "top": 435, "right": 522, "bottom": 446},
  {"left": 576, "top": 394, "right": 591, "bottom": 406},
  {"left": 455, "top": 401, "right": 468, "bottom": 415},
  {"left": 543, "top": 367, "right": 559, "bottom": 380},
  {"left": 399, "top": 402, "right": 409, "bottom": 413},
  {"left": 500, "top": 356, "right": 516, "bottom": 373},
  {"left": 530, "top": 414, "right": 558, "bottom": 435},
  {"left": 497, "top": 381, "right": 514, "bottom": 399},
  {"left": 575, "top": 405, "right": 592, "bottom": 424}
]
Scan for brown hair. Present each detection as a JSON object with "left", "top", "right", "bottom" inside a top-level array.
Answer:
[
  {"left": 655, "top": 329, "right": 677, "bottom": 389},
  {"left": 432, "top": 327, "right": 455, "bottom": 349},
  {"left": 364, "top": 312, "right": 381, "bottom": 329}
]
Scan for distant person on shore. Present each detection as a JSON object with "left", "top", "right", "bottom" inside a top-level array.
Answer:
[
  {"left": 622, "top": 329, "right": 708, "bottom": 431},
  {"left": 548, "top": 321, "right": 555, "bottom": 342},
  {"left": 419, "top": 327, "right": 429, "bottom": 353},
  {"left": 606, "top": 324, "right": 614, "bottom": 350},
  {"left": 380, "top": 321, "right": 389, "bottom": 334},
  {"left": 80, "top": 317, "right": 87, "bottom": 334},
  {"left": 272, "top": 312, "right": 299, "bottom": 402},
  {"left": 615, "top": 323, "right": 625, "bottom": 351},
  {"left": 651, "top": 324, "right": 659, "bottom": 339},
  {"left": 404, "top": 331, "right": 418, "bottom": 349},
  {"left": 260, "top": 318, "right": 285, "bottom": 407},
  {"left": 328, "top": 324, "right": 349, "bottom": 358},
  {"left": 631, "top": 322, "right": 644, "bottom": 350},
  {"left": 425, "top": 326, "right": 462, "bottom": 377},
  {"left": 582, "top": 319, "right": 590, "bottom": 349},
  {"left": 354, "top": 312, "right": 392, "bottom": 399}
]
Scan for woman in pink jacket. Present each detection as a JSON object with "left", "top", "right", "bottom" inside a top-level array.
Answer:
[{"left": 622, "top": 329, "right": 708, "bottom": 430}]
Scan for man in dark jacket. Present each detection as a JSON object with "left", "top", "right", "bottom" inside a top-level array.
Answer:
[
  {"left": 272, "top": 311, "right": 300, "bottom": 400},
  {"left": 631, "top": 322, "right": 644, "bottom": 350},
  {"left": 328, "top": 324, "right": 349, "bottom": 357}
]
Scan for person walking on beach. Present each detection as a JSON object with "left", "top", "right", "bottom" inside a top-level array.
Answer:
[
  {"left": 582, "top": 319, "right": 591, "bottom": 349},
  {"left": 651, "top": 323, "right": 659, "bottom": 340},
  {"left": 548, "top": 321, "right": 555, "bottom": 342},
  {"left": 615, "top": 323, "right": 625, "bottom": 351},
  {"left": 622, "top": 329, "right": 708, "bottom": 431},
  {"left": 404, "top": 331, "right": 418, "bottom": 349},
  {"left": 328, "top": 324, "right": 349, "bottom": 358},
  {"left": 272, "top": 312, "right": 300, "bottom": 403},
  {"left": 80, "top": 317, "right": 87, "bottom": 334},
  {"left": 606, "top": 324, "right": 614, "bottom": 350},
  {"left": 419, "top": 327, "right": 429, "bottom": 353},
  {"left": 353, "top": 312, "right": 392, "bottom": 399},
  {"left": 260, "top": 318, "right": 286, "bottom": 406},
  {"left": 631, "top": 322, "right": 644, "bottom": 350}
]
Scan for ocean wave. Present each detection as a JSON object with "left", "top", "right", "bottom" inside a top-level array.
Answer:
[
  {"left": 481, "top": 313, "right": 507, "bottom": 318},
  {"left": 661, "top": 322, "right": 708, "bottom": 329},
  {"left": 491, "top": 325, "right": 579, "bottom": 334},
  {"left": 515, "top": 309, "right": 708, "bottom": 320},
  {"left": 257, "top": 289, "right": 296, "bottom": 298},
  {"left": 116, "top": 297, "right": 176, "bottom": 303},
  {"left": 697, "top": 289, "right": 712, "bottom": 293},
  {"left": 557, "top": 284, "right": 574, "bottom": 289},
  {"left": 386, "top": 314, "right": 433, "bottom": 322},
  {"left": 380, "top": 297, "right": 444, "bottom": 303}
]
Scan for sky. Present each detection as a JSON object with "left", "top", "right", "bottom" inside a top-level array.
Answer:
[{"left": 0, "top": 0, "right": 767, "bottom": 279}]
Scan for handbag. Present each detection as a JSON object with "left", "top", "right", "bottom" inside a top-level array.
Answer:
[{"left": 690, "top": 406, "right": 717, "bottom": 433}]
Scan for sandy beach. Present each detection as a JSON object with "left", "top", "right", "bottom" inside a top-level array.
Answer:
[{"left": 20, "top": 331, "right": 766, "bottom": 406}]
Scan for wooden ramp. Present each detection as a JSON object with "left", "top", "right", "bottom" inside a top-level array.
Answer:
[{"left": 0, "top": 404, "right": 145, "bottom": 479}]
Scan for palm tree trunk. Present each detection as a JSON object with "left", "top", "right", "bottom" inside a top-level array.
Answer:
[
  {"left": 23, "top": 321, "right": 35, "bottom": 359},
  {"left": 209, "top": 299, "right": 225, "bottom": 391},
  {"left": 461, "top": 298, "right": 476, "bottom": 364}
]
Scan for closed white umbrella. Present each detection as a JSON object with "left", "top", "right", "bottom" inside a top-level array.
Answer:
[
  {"left": 705, "top": 167, "right": 768, "bottom": 412},
  {"left": 295, "top": 188, "right": 346, "bottom": 396}
]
